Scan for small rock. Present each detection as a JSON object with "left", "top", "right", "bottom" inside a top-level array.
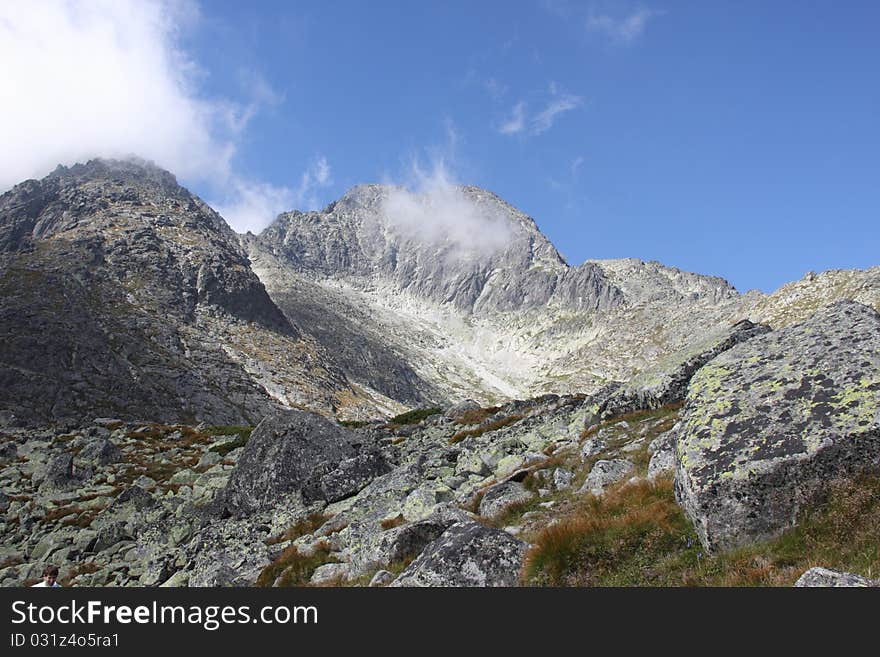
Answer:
[
  {"left": 553, "top": 468, "right": 574, "bottom": 490},
  {"left": 478, "top": 481, "right": 534, "bottom": 519},
  {"left": 310, "top": 562, "right": 349, "bottom": 585},
  {"left": 580, "top": 438, "right": 606, "bottom": 460},
  {"left": 794, "top": 567, "right": 879, "bottom": 587},
  {"left": 369, "top": 570, "right": 395, "bottom": 587},
  {"left": 579, "top": 459, "right": 634, "bottom": 496},
  {"left": 390, "top": 521, "right": 527, "bottom": 587}
]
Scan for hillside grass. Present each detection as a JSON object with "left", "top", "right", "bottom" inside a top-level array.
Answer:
[{"left": 523, "top": 474, "right": 880, "bottom": 586}]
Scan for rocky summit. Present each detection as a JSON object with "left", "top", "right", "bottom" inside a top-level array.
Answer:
[{"left": 1, "top": 158, "right": 880, "bottom": 587}]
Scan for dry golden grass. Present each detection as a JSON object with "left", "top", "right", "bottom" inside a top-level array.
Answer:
[
  {"left": 265, "top": 513, "right": 330, "bottom": 546},
  {"left": 523, "top": 473, "right": 880, "bottom": 587},
  {"left": 256, "top": 540, "right": 336, "bottom": 587},
  {"left": 454, "top": 407, "right": 502, "bottom": 426},
  {"left": 450, "top": 415, "right": 523, "bottom": 444},
  {"left": 380, "top": 514, "right": 406, "bottom": 531}
]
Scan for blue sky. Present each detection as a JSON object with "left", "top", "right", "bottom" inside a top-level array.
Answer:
[{"left": 3, "top": 1, "right": 878, "bottom": 293}]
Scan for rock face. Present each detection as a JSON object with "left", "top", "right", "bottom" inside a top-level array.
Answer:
[
  {"left": 257, "top": 185, "right": 623, "bottom": 315},
  {"left": 675, "top": 301, "right": 880, "bottom": 552},
  {"left": 794, "top": 567, "right": 879, "bottom": 587},
  {"left": 390, "top": 520, "right": 528, "bottom": 587},
  {"left": 222, "top": 410, "right": 376, "bottom": 516}
]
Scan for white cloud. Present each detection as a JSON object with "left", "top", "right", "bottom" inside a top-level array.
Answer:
[
  {"left": 381, "top": 159, "right": 514, "bottom": 260},
  {"left": 0, "top": 0, "right": 290, "bottom": 233},
  {"left": 293, "top": 156, "right": 333, "bottom": 211},
  {"left": 499, "top": 102, "right": 527, "bottom": 135},
  {"left": 214, "top": 180, "right": 294, "bottom": 235},
  {"left": 497, "top": 88, "right": 582, "bottom": 137},
  {"left": 586, "top": 8, "right": 662, "bottom": 43},
  {"left": 531, "top": 94, "right": 582, "bottom": 134}
]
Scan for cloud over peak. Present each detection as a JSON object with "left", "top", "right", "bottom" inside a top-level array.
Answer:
[{"left": 381, "top": 160, "right": 514, "bottom": 260}]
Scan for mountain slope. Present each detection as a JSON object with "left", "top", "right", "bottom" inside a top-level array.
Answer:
[
  {"left": 0, "top": 160, "right": 396, "bottom": 427},
  {"left": 248, "top": 184, "right": 756, "bottom": 402}
]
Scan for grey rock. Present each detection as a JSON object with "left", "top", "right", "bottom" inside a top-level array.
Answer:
[
  {"left": 390, "top": 520, "right": 528, "bottom": 587},
  {"left": 222, "top": 409, "right": 359, "bottom": 516},
  {"left": 478, "top": 481, "right": 534, "bottom": 519},
  {"left": 647, "top": 429, "right": 677, "bottom": 480},
  {"left": 580, "top": 437, "right": 606, "bottom": 460},
  {"left": 78, "top": 439, "right": 123, "bottom": 466},
  {"left": 37, "top": 453, "right": 81, "bottom": 492},
  {"left": 794, "top": 567, "right": 879, "bottom": 587},
  {"left": 319, "top": 449, "right": 391, "bottom": 503},
  {"left": 369, "top": 570, "right": 395, "bottom": 587},
  {"left": 553, "top": 468, "right": 575, "bottom": 490},
  {"left": 675, "top": 301, "right": 880, "bottom": 552},
  {"left": 373, "top": 517, "right": 450, "bottom": 565},
  {"left": 196, "top": 451, "right": 221, "bottom": 469},
  {"left": 93, "top": 521, "right": 131, "bottom": 552},
  {"left": 579, "top": 459, "right": 635, "bottom": 496},
  {"left": 0, "top": 441, "right": 18, "bottom": 464},
  {"left": 309, "top": 562, "right": 349, "bottom": 585}
]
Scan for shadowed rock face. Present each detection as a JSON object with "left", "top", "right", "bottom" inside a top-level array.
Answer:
[
  {"left": 674, "top": 300, "right": 880, "bottom": 552},
  {"left": 0, "top": 159, "right": 374, "bottom": 427}
]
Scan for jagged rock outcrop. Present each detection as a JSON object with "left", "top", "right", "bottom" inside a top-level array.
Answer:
[
  {"left": 675, "top": 301, "right": 880, "bottom": 552},
  {"left": 257, "top": 184, "right": 623, "bottom": 315},
  {"left": 246, "top": 182, "right": 770, "bottom": 405}
]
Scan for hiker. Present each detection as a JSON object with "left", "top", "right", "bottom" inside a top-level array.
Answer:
[{"left": 31, "top": 564, "right": 61, "bottom": 587}]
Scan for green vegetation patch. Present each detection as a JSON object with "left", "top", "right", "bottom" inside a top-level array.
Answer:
[
  {"left": 339, "top": 419, "right": 371, "bottom": 429},
  {"left": 206, "top": 426, "right": 253, "bottom": 456},
  {"left": 388, "top": 407, "right": 442, "bottom": 426}
]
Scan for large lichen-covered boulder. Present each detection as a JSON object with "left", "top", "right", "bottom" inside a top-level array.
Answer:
[
  {"left": 390, "top": 520, "right": 527, "bottom": 587},
  {"left": 675, "top": 301, "right": 880, "bottom": 552},
  {"left": 222, "top": 409, "right": 360, "bottom": 516},
  {"left": 600, "top": 319, "right": 770, "bottom": 418}
]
